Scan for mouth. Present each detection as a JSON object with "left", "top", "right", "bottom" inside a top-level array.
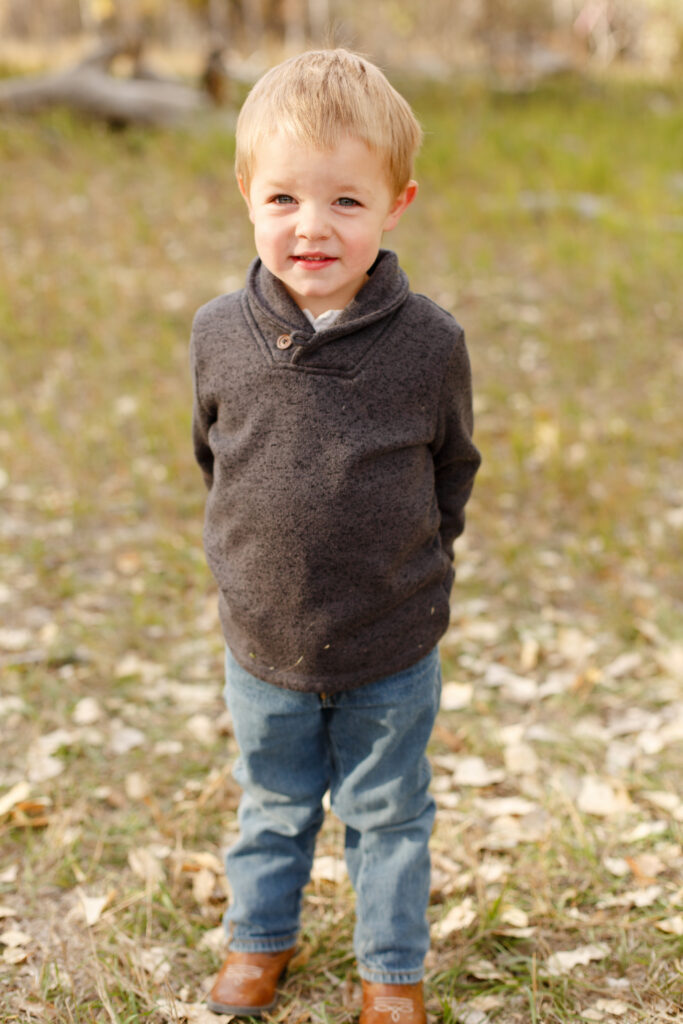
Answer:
[{"left": 291, "top": 253, "right": 337, "bottom": 267}]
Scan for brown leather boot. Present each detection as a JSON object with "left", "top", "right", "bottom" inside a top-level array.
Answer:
[
  {"left": 360, "top": 980, "right": 427, "bottom": 1024},
  {"left": 207, "top": 947, "right": 295, "bottom": 1016}
]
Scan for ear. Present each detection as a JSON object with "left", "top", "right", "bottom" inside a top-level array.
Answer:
[
  {"left": 237, "top": 174, "right": 255, "bottom": 223},
  {"left": 383, "top": 180, "right": 418, "bottom": 232}
]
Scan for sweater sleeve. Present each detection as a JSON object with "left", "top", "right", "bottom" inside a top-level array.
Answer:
[
  {"left": 189, "top": 328, "right": 216, "bottom": 491},
  {"left": 432, "top": 330, "right": 481, "bottom": 561}
]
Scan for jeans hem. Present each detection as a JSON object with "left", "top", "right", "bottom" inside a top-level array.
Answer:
[
  {"left": 358, "top": 964, "right": 424, "bottom": 985},
  {"left": 226, "top": 933, "right": 298, "bottom": 954}
]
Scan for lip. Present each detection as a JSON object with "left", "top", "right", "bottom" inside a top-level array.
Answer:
[{"left": 291, "top": 253, "right": 338, "bottom": 269}]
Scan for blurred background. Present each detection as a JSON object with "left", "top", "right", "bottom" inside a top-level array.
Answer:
[
  {"left": 1, "top": 0, "right": 682, "bottom": 78},
  {"left": 1, "top": 3, "right": 682, "bottom": 1023}
]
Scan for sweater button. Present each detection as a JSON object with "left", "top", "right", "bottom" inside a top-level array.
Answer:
[{"left": 276, "top": 333, "right": 292, "bottom": 350}]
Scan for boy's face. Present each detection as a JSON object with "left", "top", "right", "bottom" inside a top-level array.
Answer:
[{"left": 238, "top": 132, "right": 417, "bottom": 317}]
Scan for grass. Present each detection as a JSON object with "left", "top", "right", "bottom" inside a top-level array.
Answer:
[{"left": 1, "top": 73, "right": 682, "bottom": 1022}]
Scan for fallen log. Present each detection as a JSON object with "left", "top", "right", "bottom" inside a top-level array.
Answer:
[{"left": 0, "top": 39, "right": 214, "bottom": 126}]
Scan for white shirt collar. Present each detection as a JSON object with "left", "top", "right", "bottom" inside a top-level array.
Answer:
[{"left": 302, "top": 308, "right": 343, "bottom": 331}]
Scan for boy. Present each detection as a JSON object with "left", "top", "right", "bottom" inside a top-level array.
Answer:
[{"left": 190, "top": 49, "right": 480, "bottom": 1022}]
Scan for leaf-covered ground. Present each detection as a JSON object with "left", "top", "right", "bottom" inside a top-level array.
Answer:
[{"left": 1, "top": 75, "right": 682, "bottom": 1023}]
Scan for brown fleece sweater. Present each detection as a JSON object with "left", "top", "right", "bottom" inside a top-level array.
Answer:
[{"left": 190, "top": 250, "right": 480, "bottom": 692}]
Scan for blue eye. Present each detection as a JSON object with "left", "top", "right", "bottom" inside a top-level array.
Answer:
[
  {"left": 272, "top": 194, "right": 295, "bottom": 204},
  {"left": 336, "top": 197, "right": 359, "bottom": 207}
]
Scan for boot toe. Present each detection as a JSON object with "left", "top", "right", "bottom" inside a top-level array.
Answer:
[
  {"left": 359, "top": 980, "right": 427, "bottom": 1024},
  {"left": 207, "top": 947, "right": 295, "bottom": 1016}
]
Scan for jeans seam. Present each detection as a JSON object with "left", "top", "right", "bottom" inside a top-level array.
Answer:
[
  {"left": 228, "top": 935, "right": 298, "bottom": 953},
  {"left": 358, "top": 965, "right": 424, "bottom": 982}
]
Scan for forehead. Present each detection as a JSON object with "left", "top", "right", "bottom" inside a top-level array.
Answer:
[{"left": 249, "top": 130, "right": 392, "bottom": 191}]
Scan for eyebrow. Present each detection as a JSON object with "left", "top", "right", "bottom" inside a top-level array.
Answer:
[{"left": 259, "top": 180, "right": 366, "bottom": 195}]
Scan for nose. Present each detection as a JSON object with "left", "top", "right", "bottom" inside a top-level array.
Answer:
[{"left": 295, "top": 201, "right": 331, "bottom": 240}]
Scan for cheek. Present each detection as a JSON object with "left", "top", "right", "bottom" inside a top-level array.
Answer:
[
  {"left": 255, "top": 217, "right": 286, "bottom": 243},
  {"left": 345, "top": 224, "right": 385, "bottom": 260},
  {"left": 253, "top": 221, "right": 278, "bottom": 256}
]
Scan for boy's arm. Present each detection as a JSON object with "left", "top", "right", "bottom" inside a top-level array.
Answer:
[
  {"left": 190, "top": 331, "right": 215, "bottom": 491},
  {"left": 432, "top": 333, "right": 481, "bottom": 561}
]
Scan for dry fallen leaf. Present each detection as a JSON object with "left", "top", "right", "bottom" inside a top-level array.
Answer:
[
  {"left": 8, "top": 996, "right": 58, "bottom": 1020},
  {"left": 155, "top": 739, "right": 184, "bottom": 756},
  {"left": 503, "top": 741, "right": 539, "bottom": 775},
  {"left": 0, "top": 781, "right": 31, "bottom": 817},
  {"left": 0, "top": 628, "right": 32, "bottom": 651},
  {"left": 655, "top": 915, "right": 683, "bottom": 935},
  {"left": 186, "top": 713, "right": 218, "bottom": 746},
  {"left": 592, "top": 998, "right": 630, "bottom": 1016},
  {"left": 465, "top": 959, "right": 507, "bottom": 981},
  {"left": 0, "top": 695, "right": 27, "bottom": 716},
  {"left": 597, "top": 885, "right": 662, "bottom": 910},
  {"left": 198, "top": 925, "right": 226, "bottom": 954},
  {"left": 109, "top": 720, "right": 145, "bottom": 755},
  {"left": 479, "top": 810, "right": 550, "bottom": 851},
  {"left": 178, "top": 851, "right": 224, "bottom": 875},
  {"left": 603, "top": 857, "right": 630, "bottom": 877},
  {"left": 27, "top": 754, "right": 64, "bottom": 783},
  {"left": 625, "top": 852, "right": 665, "bottom": 881},
  {"left": 622, "top": 821, "right": 668, "bottom": 842},
  {"left": 26, "top": 729, "right": 78, "bottom": 782},
  {"left": 156, "top": 999, "right": 229, "bottom": 1023},
  {"left": 502, "top": 676, "right": 539, "bottom": 704},
  {"left": 519, "top": 635, "right": 540, "bottom": 671},
  {"left": 441, "top": 682, "right": 473, "bottom": 711},
  {"left": 192, "top": 867, "right": 217, "bottom": 906},
  {"left": 475, "top": 860, "right": 510, "bottom": 884},
  {"left": 137, "top": 946, "right": 172, "bottom": 982},
  {"left": 476, "top": 796, "right": 538, "bottom": 818},
  {"left": 656, "top": 645, "right": 683, "bottom": 680},
  {"left": 640, "top": 790, "right": 682, "bottom": 815},
  {"left": 583, "top": 1008, "right": 607, "bottom": 1021},
  {"left": 500, "top": 906, "right": 529, "bottom": 928},
  {"left": 604, "top": 652, "right": 643, "bottom": 679},
  {"left": 577, "top": 777, "right": 634, "bottom": 817},
  {"left": 547, "top": 942, "right": 610, "bottom": 975},
  {"left": 311, "top": 856, "right": 347, "bottom": 884},
  {"left": 115, "top": 551, "right": 142, "bottom": 576},
  {"left": 469, "top": 994, "right": 505, "bottom": 1013},
  {"left": 449, "top": 1005, "right": 488, "bottom": 1024},
  {"left": 3, "top": 946, "right": 28, "bottom": 964},
  {"left": 478, "top": 815, "right": 524, "bottom": 851},
  {"left": 11, "top": 799, "right": 52, "bottom": 828},
  {"left": 435, "top": 789, "right": 460, "bottom": 810},
  {"left": 0, "top": 928, "right": 31, "bottom": 947},
  {"left": 607, "top": 707, "right": 660, "bottom": 738},
  {"left": 434, "top": 898, "right": 477, "bottom": 937},
  {"left": 483, "top": 663, "right": 535, "bottom": 697},
  {"left": 72, "top": 697, "right": 103, "bottom": 725},
  {"left": 115, "top": 653, "right": 163, "bottom": 681},
  {"left": 124, "top": 772, "right": 151, "bottom": 801},
  {"left": 77, "top": 890, "right": 116, "bottom": 926},
  {"left": 162, "top": 680, "right": 221, "bottom": 709},
  {"left": 452, "top": 757, "right": 505, "bottom": 787},
  {"left": 128, "top": 848, "right": 165, "bottom": 890},
  {"left": 658, "top": 711, "right": 683, "bottom": 747}
]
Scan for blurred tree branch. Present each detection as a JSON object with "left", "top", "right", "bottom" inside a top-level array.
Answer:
[{"left": 0, "top": 37, "right": 221, "bottom": 125}]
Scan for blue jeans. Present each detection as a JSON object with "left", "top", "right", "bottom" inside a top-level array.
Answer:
[{"left": 222, "top": 646, "right": 442, "bottom": 985}]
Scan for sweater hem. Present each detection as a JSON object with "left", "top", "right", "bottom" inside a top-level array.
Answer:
[{"left": 221, "top": 627, "right": 448, "bottom": 695}]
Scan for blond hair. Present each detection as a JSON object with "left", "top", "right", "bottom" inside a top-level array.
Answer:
[{"left": 235, "top": 49, "right": 422, "bottom": 197}]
